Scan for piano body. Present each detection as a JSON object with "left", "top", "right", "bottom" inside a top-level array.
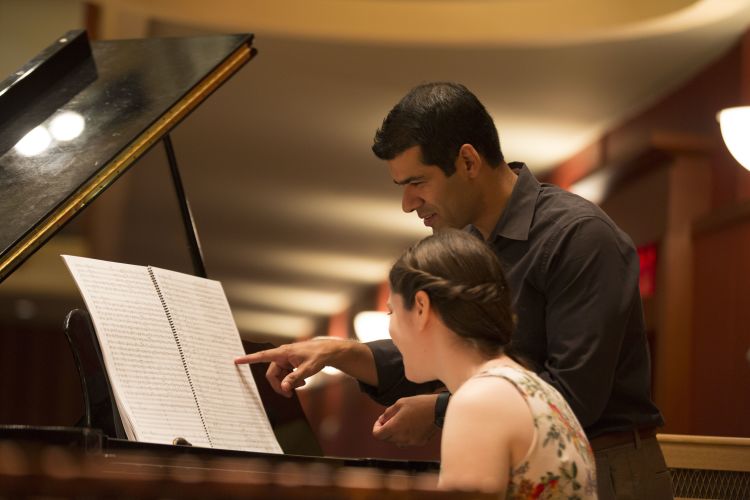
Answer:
[{"left": 0, "top": 31, "right": 489, "bottom": 498}]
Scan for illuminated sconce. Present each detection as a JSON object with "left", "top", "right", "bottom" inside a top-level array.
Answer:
[
  {"left": 353, "top": 310, "right": 390, "bottom": 343},
  {"left": 717, "top": 106, "right": 750, "bottom": 171}
]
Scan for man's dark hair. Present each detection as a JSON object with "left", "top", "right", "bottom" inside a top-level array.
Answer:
[
  {"left": 389, "top": 229, "right": 516, "bottom": 357},
  {"left": 372, "top": 82, "right": 503, "bottom": 176}
]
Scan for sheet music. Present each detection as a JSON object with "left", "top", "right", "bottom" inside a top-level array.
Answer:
[
  {"left": 151, "top": 266, "right": 282, "bottom": 454},
  {"left": 62, "top": 255, "right": 210, "bottom": 447}
]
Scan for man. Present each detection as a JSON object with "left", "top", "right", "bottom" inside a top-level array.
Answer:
[{"left": 236, "top": 82, "right": 672, "bottom": 499}]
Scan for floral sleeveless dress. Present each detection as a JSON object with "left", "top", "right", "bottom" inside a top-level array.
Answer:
[{"left": 475, "top": 366, "right": 597, "bottom": 499}]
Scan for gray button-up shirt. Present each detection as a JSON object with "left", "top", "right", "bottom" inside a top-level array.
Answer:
[{"left": 363, "top": 163, "right": 663, "bottom": 437}]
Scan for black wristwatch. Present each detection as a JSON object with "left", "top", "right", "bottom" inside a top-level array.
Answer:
[{"left": 434, "top": 391, "right": 451, "bottom": 428}]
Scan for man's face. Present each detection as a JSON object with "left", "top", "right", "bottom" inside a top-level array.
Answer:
[{"left": 387, "top": 146, "right": 475, "bottom": 232}]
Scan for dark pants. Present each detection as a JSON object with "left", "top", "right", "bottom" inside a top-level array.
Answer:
[{"left": 592, "top": 430, "right": 674, "bottom": 500}]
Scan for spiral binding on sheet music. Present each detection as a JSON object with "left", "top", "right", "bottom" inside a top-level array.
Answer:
[{"left": 147, "top": 265, "right": 212, "bottom": 448}]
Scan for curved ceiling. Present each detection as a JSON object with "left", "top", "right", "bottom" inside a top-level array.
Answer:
[{"left": 93, "top": 0, "right": 748, "bottom": 45}]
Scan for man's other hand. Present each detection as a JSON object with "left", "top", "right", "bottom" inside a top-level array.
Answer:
[{"left": 372, "top": 394, "right": 439, "bottom": 446}]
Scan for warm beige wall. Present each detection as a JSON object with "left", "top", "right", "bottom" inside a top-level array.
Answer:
[{"left": 0, "top": 0, "right": 85, "bottom": 78}]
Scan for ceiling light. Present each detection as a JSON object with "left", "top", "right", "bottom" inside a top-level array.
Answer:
[
  {"left": 353, "top": 310, "right": 390, "bottom": 343},
  {"left": 233, "top": 309, "right": 316, "bottom": 339},
  {"left": 568, "top": 168, "right": 612, "bottom": 205},
  {"left": 717, "top": 106, "right": 750, "bottom": 171},
  {"left": 227, "top": 245, "right": 393, "bottom": 284},
  {"left": 225, "top": 281, "right": 350, "bottom": 315}
]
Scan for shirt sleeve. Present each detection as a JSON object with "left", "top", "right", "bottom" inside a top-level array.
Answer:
[
  {"left": 358, "top": 339, "right": 444, "bottom": 406},
  {"left": 537, "top": 216, "right": 641, "bottom": 428}
]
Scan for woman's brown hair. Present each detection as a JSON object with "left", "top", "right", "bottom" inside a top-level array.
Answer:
[{"left": 389, "top": 229, "right": 516, "bottom": 357}]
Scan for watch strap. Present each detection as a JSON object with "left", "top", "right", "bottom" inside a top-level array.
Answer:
[{"left": 434, "top": 391, "right": 451, "bottom": 428}]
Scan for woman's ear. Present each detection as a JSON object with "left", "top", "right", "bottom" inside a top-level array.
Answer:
[
  {"left": 414, "top": 290, "right": 429, "bottom": 313},
  {"left": 413, "top": 290, "right": 432, "bottom": 331}
]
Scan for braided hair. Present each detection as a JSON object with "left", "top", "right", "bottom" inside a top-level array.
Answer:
[{"left": 389, "top": 229, "right": 516, "bottom": 357}]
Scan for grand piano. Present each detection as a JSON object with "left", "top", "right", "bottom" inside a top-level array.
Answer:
[{"left": 0, "top": 31, "right": 488, "bottom": 498}]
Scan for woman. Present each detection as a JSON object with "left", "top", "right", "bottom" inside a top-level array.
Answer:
[{"left": 386, "top": 230, "right": 597, "bottom": 498}]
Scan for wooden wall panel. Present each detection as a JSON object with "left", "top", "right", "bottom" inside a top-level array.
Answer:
[
  {"left": 545, "top": 29, "right": 750, "bottom": 438},
  {"left": 691, "top": 219, "right": 750, "bottom": 436},
  {"left": 0, "top": 324, "right": 84, "bottom": 426}
]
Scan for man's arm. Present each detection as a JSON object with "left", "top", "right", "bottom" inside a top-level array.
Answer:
[
  {"left": 538, "top": 216, "right": 641, "bottom": 428},
  {"left": 235, "top": 338, "right": 377, "bottom": 397},
  {"left": 238, "top": 337, "right": 447, "bottom": 446}
]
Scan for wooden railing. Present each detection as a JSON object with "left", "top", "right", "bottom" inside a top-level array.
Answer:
[{"left": 658, "top": 434, "right": 750, "bottom": 500}]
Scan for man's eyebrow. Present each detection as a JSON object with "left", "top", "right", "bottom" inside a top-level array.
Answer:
[{"left": 393, "top": 176, "right": 424, "bottom": 186}]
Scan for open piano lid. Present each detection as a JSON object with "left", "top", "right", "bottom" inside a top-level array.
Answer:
[{"left": 0, "top": 31, "right": 255, "bottom": 282}]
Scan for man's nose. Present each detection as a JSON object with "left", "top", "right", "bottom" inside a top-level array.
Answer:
[{"left": 402, "top": 188, "right": 421, "bottom": 213}]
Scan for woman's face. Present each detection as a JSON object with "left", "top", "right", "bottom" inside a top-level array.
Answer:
[{"left": 387, "top": 291, "right": 430, "bottom": 382}]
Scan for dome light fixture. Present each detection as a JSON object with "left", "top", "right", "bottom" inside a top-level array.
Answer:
[{"left": 717, "top": 106, "right": 750, "bottom": 171}]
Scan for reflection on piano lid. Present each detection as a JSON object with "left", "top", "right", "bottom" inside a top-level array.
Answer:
[
  {"left": 0, "top": 30, "right": 97, "bottom": 157},
  {"left": 0, "top": 30, "right": 255, "bottom": 283}
]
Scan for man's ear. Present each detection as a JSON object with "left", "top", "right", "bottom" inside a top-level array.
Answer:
[{"left": 456, "top": 144, "right": 482, "bottom": 178}]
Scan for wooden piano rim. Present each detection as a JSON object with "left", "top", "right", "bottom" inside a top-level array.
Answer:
[
  {"left": 0, "top": 40, "right": 254, "bottom": 282},
  {"left": 657, "top": 433, "right": 750, "bottom": 472}
]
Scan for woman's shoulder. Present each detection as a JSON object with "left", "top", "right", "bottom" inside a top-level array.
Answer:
[
  {"left": 449, "top": 371, "right": 532, "bottom": 426},
  {"left": 445, "top": 366, "right": 537, "bottom": 476}
]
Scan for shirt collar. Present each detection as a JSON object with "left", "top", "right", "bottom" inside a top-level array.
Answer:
[{"left": 466, "top": 162, "right": 540, "bottom": 242}]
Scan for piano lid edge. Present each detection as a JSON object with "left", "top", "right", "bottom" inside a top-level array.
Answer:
[{"left": 0, "top": 39, "right": 255, "bottom": 284}]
